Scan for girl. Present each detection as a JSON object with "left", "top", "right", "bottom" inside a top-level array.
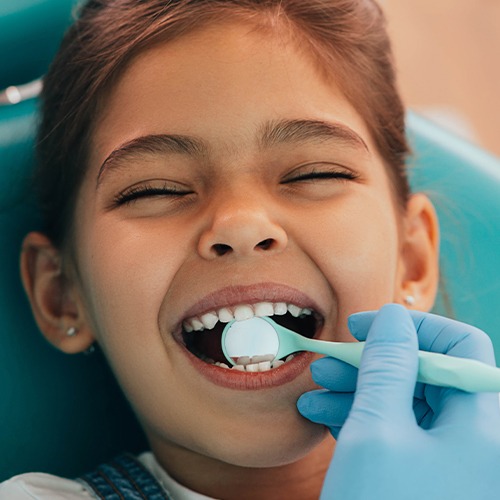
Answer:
[{"left": 2, "top": 0, "right": 500, "bottom": 498}]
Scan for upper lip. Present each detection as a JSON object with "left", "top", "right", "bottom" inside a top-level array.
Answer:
[{"left": 173, "top": 282, "right": 325, "bottom": 333}]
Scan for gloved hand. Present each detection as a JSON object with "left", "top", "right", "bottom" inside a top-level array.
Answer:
[{"left": 297, "top": 304, "right": 500, "bottom": 500}]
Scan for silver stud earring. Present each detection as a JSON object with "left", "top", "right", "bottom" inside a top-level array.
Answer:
[
  {"left": 66, "top": 326, "right": 78, "bottom": 337},
  {"left": 403, "top": 295, "right": 416, "bottom": 307}
]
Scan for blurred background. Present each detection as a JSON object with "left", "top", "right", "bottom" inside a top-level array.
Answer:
[{"left": 383, "top": 0, "right": 500, "bottom": 156}]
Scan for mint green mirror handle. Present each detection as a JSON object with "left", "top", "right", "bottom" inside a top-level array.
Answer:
[
  {"left": 291, "top": 335, "right": 500, "bottom": 392},
  {"left": 273, "top": 320, "right": 500, "bottom": 392}
]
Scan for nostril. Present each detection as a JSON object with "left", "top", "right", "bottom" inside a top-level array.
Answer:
[
  {"left": 212, "top": 243, "right": 232, "bottom": 256},
  {"left": 256, "top": 238, "right": 274, "bottom": 251}
]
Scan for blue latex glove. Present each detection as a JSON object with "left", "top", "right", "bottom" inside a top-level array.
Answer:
[{"left": 297, "top": 304, "right": 500, "bottom": 499}]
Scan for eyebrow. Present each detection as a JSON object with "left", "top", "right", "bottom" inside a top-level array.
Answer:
[
  {"left": 96, "top": 134, "right": 207, "bottom": 185},
  {"left": 96, "top": 118, "right": 369, "bottom": 185},
  {"left": 258, "top": 118, "right": 369, "bottom": 152}
]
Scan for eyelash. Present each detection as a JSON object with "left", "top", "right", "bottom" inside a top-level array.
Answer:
[
  {"left": 113, "top": 182, "right": 192, "bottom": 206},
  {"left": 282, "top": 169, "right": 358, "bottom": 184}
]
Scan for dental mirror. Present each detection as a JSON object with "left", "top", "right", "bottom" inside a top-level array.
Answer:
[{"left": 222, "top": 316, "right": 280, "bottom": 362}]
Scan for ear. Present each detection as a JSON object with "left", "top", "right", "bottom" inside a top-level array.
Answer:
[
  {"left": 20, "top": 232, "right": 96, "bottom": 354},
  {"left": 396, "top": 193, "right": 440, "bottom": 311}
]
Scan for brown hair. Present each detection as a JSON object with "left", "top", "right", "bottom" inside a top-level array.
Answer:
[{"left": 36, "top": 0, "right": 410, "bottom": 248}]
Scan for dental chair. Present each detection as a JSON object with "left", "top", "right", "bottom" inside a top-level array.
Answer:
[{"left": 1, "top": 0, "right": 500, "bottom": 483}]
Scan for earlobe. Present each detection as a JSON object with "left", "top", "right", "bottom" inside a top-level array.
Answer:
[
  {"left": 20, "top": 232, "right": 95, "bottom": 354},
  {"left": 397, "top": 193, "right": 440, "bottom": 311}
]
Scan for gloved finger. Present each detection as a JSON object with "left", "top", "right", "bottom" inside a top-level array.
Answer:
[
  {"left": 413, "top": 381, "right": 426, "bottom": 401},
  {"left": 413, "top": 313, "right": 499, "bottom": 426},
  {"left": 310, "top": 357, "right": 358, "bottom": 392},
  {"left": 348, "top": 304, "right": 419, "bottom": 427},
  {"left": 424, "top": 380, "right": 500, "bottom": 430},
  {"left": 351, "top": 308, "right": 500, "bottom": 425},
  {"left": 412, "top": 314, "right": 500, "bottom": 426},
  {"left": 413, "top": 397, "right": 434, "bottom": 428},
  {"left": 412, "top": 312, "right": 496, "bottom": 365},
  {"left": 297, "top": 390, "right": 353, "bottom": 433},
  {"left": 349, "top": 310, "right": 496, "bottom": 365},
  {"left": 347, "top": 309, "right": 376, "bottom": 341}
]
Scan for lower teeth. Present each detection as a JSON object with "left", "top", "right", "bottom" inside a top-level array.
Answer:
[{"left": 212, "top": 354, "right": 295, "bottom": 372}]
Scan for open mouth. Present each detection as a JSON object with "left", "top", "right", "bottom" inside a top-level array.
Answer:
[{"left": 181, "top": 302, "right": 322, "bottom": 372}]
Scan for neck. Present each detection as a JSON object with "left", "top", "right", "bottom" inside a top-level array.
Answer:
[{"left": 150, "top": 434, "right": 335, "bottom": 499}]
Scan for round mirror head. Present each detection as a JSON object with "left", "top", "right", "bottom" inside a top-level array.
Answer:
[{"left": 222, "top": 317, "right": 279, "bottom": 364}]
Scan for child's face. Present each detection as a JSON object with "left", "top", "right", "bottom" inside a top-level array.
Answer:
[{"left": 68, "top": 22, "right": 430, "bottom": 467}]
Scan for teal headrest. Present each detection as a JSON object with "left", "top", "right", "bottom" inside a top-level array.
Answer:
[{"left": 0, "top": 0, "right": 76, "bottom": 89}]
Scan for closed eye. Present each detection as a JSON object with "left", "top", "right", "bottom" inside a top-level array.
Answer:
[
  {"left": 113, "top": 182, "right": 194, "bottom": 206},
  {"left": 282, "top": 169, "right": 358, "bottom": 184}
]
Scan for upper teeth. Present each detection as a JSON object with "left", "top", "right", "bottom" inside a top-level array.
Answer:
[{"left": 183, "top": 302, "right": 313, "bottom": 332}]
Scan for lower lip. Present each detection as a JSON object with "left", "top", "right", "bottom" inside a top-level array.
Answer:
[{"left": 182, "top": 346, "right": 315, "bottom": 390}]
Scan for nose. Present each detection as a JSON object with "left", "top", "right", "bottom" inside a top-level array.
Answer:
[{"left": 197, "top": 193, "right": 288, "bottom": 260}]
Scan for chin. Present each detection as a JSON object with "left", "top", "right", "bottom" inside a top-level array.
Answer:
[{"left": 209, "top": 412, "right": 330, "bottom": 468}]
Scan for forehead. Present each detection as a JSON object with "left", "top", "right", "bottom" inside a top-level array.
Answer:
[{"left": 90, "top": 20, "right": 376, "bottom": 168}]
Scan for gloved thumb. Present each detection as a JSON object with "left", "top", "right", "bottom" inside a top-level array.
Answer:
[{"left": 347, "top": 304, "right": 419, "bottom": 427}]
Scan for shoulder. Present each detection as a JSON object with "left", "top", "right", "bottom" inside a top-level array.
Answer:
[{"left": 0, "top": 472, "right": 94, "bottom": 499}]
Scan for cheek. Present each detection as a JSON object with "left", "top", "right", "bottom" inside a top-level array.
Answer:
[
  {"left": 74, "top": 218, "right": 192, "bottom": 421},
  {"left": 75, "top": 217, "right": 188, "bottom": 347},
  {"left": 298, "top": 191, "right": 401, "bottom": 307}
]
